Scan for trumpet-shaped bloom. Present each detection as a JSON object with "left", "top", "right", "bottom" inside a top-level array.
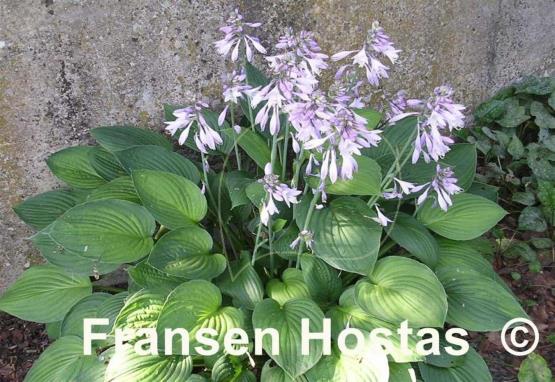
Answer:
[
  {"left": 215, "top": 9, "right": 266, "bottom": 62},
  {"left": 258, "top": 163, "right": 302, "bottom": 225},
  {"left": 417, "top": 165, "right": 462, "bottom": 211}
]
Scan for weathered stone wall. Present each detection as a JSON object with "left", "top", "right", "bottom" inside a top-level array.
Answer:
[{"left": 0, "top": 0, "right": 553, "bottom": 291}]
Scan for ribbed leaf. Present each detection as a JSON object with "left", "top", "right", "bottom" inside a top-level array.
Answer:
[
  {"left": 355, "top": 256, "right": 447, "bottom": 328},
  {"left": 387, "top": 212, "right": 439, "bottom": 267},
  {"left": 226, "top": 171, "right": 254, "bottom": 209},
  {"left": 156, "top": 280, "right": 244, "bottom": 354},
  {"left": 266, "top": 268, "right": 311, "bottom": 305},
  {"left": 0, "top": 264, "right": 91, "bottom": 323},
  {"left": 252, "top": 298, "right": 324, "bottom": 378},
  {"left": 47, "top": 146, "right": 106, "bottom": 189},
  {"left": 311, "top": 197, "right": 382, "bottom": 275},
  {"left": 104, "top": 344, "right": 192, "bottom": 382},
  {"left": 24, "top": 336, "right": 106, "bottom": 382},
  {"left": 326, "top": 288, "right": 423, "bottom": 363},
  {"left": 128, "top": 261, "right": 186, "bottom": 294},
  {"left": 31, "top": 229, "right": 120, "bottom": 276},
  {"left": 61, "top": 293, "right": 111, "bottom": 338},
  {"left": 236, "top": 129, "right": 281, "bottom": 173},
  {"left": 116, "top": 145, "right": 200, "bottom": 184},
  {"left": 260, "top": 361, "right": 298, "bottom": 382},
  {"left": 14, "top": 189, "right": 82, "bottom": 230},
  {"left": 113, "top": 290, "right": 166, "bottom": 333},
  {"left": 518, "top": 353, "right": 553, "bottom": 382},
  {"left": 417, "top": 193, "right": 506, "bottom": 240},
  {"left": 91, "top": 126, "right": 172, "bottom": 152},
  {"left": 88, "top": 146, "right": 127, "bottom": 181},
  {"left": 87, "top": 176, "right": 141, "bottom": 204},
  {"left": 148, "top": 227, "right": 226, "bottom": 280},
  {"left": 97, "top": 292, "right": 129, "bottom": 333},
  {"left": 48, "top": 199, "right": 155, "bottom": 263},
  {"left": 418, "top": 347, "right": 492, "bottom": 382},
  {"left": 300, "top": 254, "right": 342, "bottom": 307},
  {"left": 133, "top": 170, "right": 206, "bottom": 230},
  {"left": 215, "top": 254, "right": 264, "bottom": 310},
  {"left": 389, "top": 363, "right": 417, "bottom": 382},
  {"left": 305, "top": 337, "right": 389, "bottom": 382}
]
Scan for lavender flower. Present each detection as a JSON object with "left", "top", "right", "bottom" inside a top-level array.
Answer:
[
  {"left": 258, "top": 163, "right": 302, "bottom": 226},
  {"left": 275, "top": 29, "right": 328, "bottom": 75},
  {"left": 218, "top": 70, "right": 252, "bottom": 126},
  {"left": 290, "top": 230, "right": 314, "bottom": 250},
  {"left": 372, "top": 206, "right": 392, "bottom": 227},
  {"left": 417, "top": 165, "right": 462, "bottom": 211},
  {"left": 332, "top": 21, "right": 400, "bottom": 87},
  {"left": 383, "top": 177, "right": 424, "bottom": 199},
  {"left": 165, "top": 101, "right": 223, "bottom": 153},
  {"left": 215, "top": 9, "right": 266, "bottom": 62}
]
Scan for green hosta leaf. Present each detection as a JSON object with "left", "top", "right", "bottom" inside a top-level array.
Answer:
[
  {"left": 148, "top": 227, "right": 226, "bottom": 280},
  {"left": 300, "top": 254, "right": 342, "bottom": 308},
  {"left": 518, "top": 206, "right": 547, "bottom": 232},
  {"left": 215, "top": 254, "right": 264, "bottom": 310},
  {"left": 245, "top": 181, "right": 266, "bottom": 207},
  {"left": 518, "top": 352, "right": 552, "bottom": 382},
  {"left": 89, "top": 146, "right": 127, "bottom": 181},
  {"left": 61, "top": 293, "right": 111, "bottom": 338},
  {"left": 31, "top": 229, "right": 120, "bottom": 276},
  {"left": 364, "top": 116, "right": 417, "bottom": 167},
  {"left": 308, "top": 156, "right": 382, "bottom": 196},
  {"left": 91, "top": 126, "right": 172, "bottom": 152},
  {"left": 305, "top": 336, "right": 389, "bottom": 382},
  {"left": 266, "top": 268, "right": 311, "bottom": 305},
  {"left": 403, "top": 144, "right": 477, "bottom": 190},
  {"left": 157, "top": 280, "right": 244, "bottom": 353},
  {"left": 311, "top": 197, "right": 382, "bottom": 275},
  {"left": 260, "top": 361, "right": 298, "bottom": 382},
  {"left": 417, "top": 193, "right": 506, "bottom": 240},
  {"left": 104, "top": 344, "right": 192, "bottom": 382},
  {"left": 327, "top": 288, "right": 423, "bottom": 363},
  {"left": 114, "top": 290, "right": 166, "bottom": 333},
  {"left": 87, "top": 176, "right": 141, "bottom": 204},
  {"left": 387, "top": 212, "right": 439, "bottom": 267},
  {"left": 48, "top": 199, "right": 155, "bottom": 263},
  {"left": 116, "top": 145, "right": 200, "bottom": 184},
  {"left": 244, "top": 61, "right": 270, "bottom": 87},
  {"left": 389, "top": 363, "right": 417, "bottom": 382},
  {"left": 436, "top": 259, "right": 526, "bottom": 331},
  {"left": 354, "top": 108, "right": 382, "bottom": 130},
  {"left": 0, "top": 264, "right": 91, "bottom": 323},
  {"left": 133, "top": 170, "right": 207, "bottom": 229},
  {"left": 226, "top": 171, "right": 255, "bottom": 208},
  {"left": 47, "top": 146, "right": 107, "bottom": 189},
  {"left": 14, "top": 189, "right": 82, "bottom": 230},
  {"left": 418, "top": 347, "right": 492, "bottom": 382},
  {"left": 355, "top": 256, "right": 447, "bottom": 328},
  {"left": 252, "top": 298, "right": 324, "bottom": 378},
  {"left": 531, "top": 101, "right": 555, "bottom": 130},
  {"left": 97, "top": 292, "right": 129, "bottom": 333},
  {"left": 236, "top": 129, "right": 281, "bottom": 173},
  {"left": 129, "top": 261, "right": 186, "bottom": 294},
  {"left": 45, "top": 321, "right": 62, "bottom": 340},
  {"left": 25, "top": 336, "right": 106, "bottom": 382},
  {"left": 211, "top": 354, "right": 255, "bottom": 382}
]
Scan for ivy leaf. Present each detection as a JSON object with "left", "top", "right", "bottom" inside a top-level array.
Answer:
[
  {"left": 518, "top": 352, "right": 552, "bottom": 382},
  {"left": 355, "top": 256, "right": 447, "bottom": 328},
  {"left": 252, "top": 298, "right": 324, "bottom": 378},
  {"left": 518, "top": 206, "right": 547, "bottom": 232},
  {"left": 508, "top": 135, "right": 525, "bottom": 159},
  {"left": 496, "top": 98, "right": 530, "bottom": 128},
  {"left": 530, "top": 101, "right": 555, "bottom": 130},
  {"left": 0, "top": 264, "right": 91, "bottom": 323}
]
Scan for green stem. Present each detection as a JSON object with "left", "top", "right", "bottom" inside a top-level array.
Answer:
[
  {"left": 230, "top": 104, "right": 242, "bottom": 171},
  {"left": 251, "top": 219, "right": 264, "bottom": 265},
  {"left": 291, "top": 148, "right": 305, "bottom": 188},
  {"left": 281, "top": 123, "right": 290, "bottom": 179},
  {"left": 270, "top": 134, "right": 279, "bottom": 169},
  {"left": 296, "top": 190, "right": 321, "bottom": 268}
]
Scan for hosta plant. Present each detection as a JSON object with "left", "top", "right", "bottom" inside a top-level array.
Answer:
[{"left": 2, "top": 10, "right": 526, "bottom": 382}]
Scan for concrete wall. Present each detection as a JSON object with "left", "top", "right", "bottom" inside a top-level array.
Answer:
[{"left": 0, "top": 0, "right": 553, "bottom": 291}]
